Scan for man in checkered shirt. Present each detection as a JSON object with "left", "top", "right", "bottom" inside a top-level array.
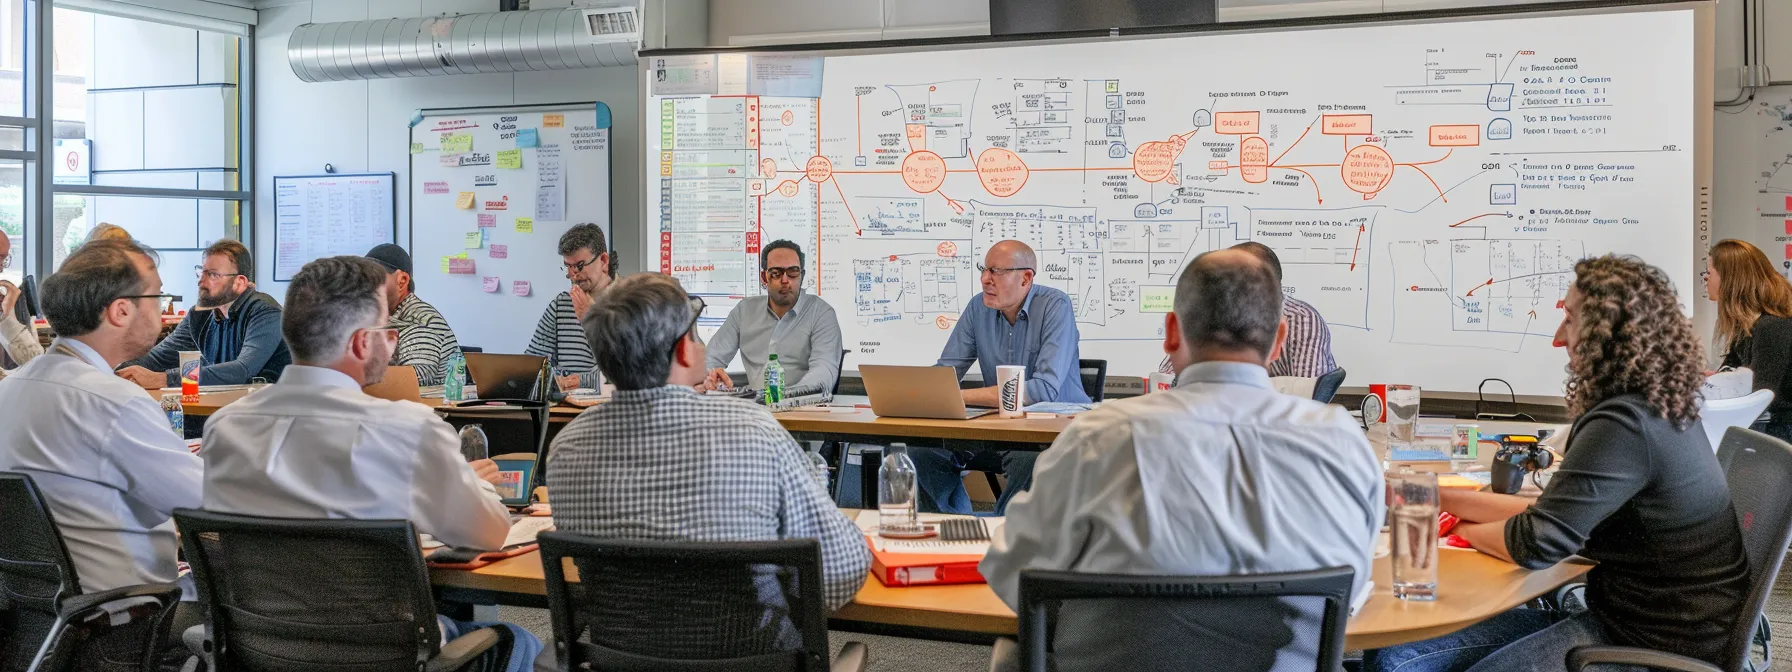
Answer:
[{"left": 545, "top": 272, "right": 871, "bottom": 611}]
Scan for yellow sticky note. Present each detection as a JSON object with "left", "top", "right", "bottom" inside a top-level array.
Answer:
[
  {"left": 440, "top": 132, "right": 473, "bottom": 154},
  {"left": 455, "top": 192, "right": 475, "bottom": 209},
  {"left": 440, "top": 257, "right": 451, "bottom": 272},
  {"left": 465, "top": 232, "right": 482, "bottom": 249},
  {"left": 409, "top": 142, "right": 424, "bottom": 154},
  {"left": 496, "top": 149, "right": 522, "bottom": 169},
  {"left": 515, "top": 217, "right": 533, "bottom": 233},
  {"left": 543, "top": 114, "right": 564, "bottom": 128},
  {"left": 1141, "top": 287, "right": 1175, "bottom": 313},
  {"left": 457, "top": 253, "right": 468, "bottom": 259}
]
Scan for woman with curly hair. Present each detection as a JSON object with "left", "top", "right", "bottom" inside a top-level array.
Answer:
[
  {"left": 1367, "top": 255, "right": 1749, "bottom": 672},
  {"left": 1708, "top": 239, "right": 1792, "bottom": 440}
]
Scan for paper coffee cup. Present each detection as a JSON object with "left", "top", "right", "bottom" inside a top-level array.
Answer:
[
  {"left": 1147, "top": 372, "right": 1175, "bottom": 394},
  {"left": 997, "top": 365, "right": 1026, "bottom": 418}
]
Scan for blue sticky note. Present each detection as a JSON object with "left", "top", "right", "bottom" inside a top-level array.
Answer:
[{"left": 516, "top": 128, "right": 539, "bottom": 148}]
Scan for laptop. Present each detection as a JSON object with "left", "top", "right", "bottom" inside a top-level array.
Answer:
[
  {"left": 463, "top": 353, "right": 547, "bottom": 402},
  {"left": 363, "top": 365, "right": 423, "bottom": 403},
  {"left": 859, "top": 364, "right": 996, "bottom": 420}
]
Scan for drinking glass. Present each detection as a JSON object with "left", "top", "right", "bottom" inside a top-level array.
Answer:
[
  {"left": 1386, "top": 384, "right": 1421, "bottom": 448},
  {"left": 1389, "top": 471, "right": 1440, "bottom": 601}
]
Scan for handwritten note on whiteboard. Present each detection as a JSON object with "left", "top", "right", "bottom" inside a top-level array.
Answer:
[
  {"left": 512, "top": 281, "right": 532, "bottom": 297},
  {"left": 482, "top": 277, "right": 500, "bottom": 292},
  {"left": 535, "top": 144, "right": 565, "bottom": 221}
]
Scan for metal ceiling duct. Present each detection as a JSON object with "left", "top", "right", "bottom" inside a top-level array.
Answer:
[{"left": 288, "top": 7, "right": 638, "bottom": 83}]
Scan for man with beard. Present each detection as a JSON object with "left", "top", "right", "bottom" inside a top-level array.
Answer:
[
  {"left": 364, "top": 243, "right": 460, "bottom": 386},
  {"left": 116, "top": 239, "right": 292, "bottom": 388},
  {"left": 199, "top": 255, "right": 542, "bottom": 669},
  {"left": 526, "top": 223, "right": 617, "bottom": 391},
  {"left": 702, "top": 239, "right": 842, "bottom": 395}
]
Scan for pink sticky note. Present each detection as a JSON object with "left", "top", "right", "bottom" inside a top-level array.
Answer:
[
  {"left": 482, "top": 277, "right": 499, "bottom": 293},
  {"left": 489, "top": 244, "right": 508, "bottom": 259},
  {"left": 448, "top": 257, "right": 476, "bottom": 274},
  {"left": 512, "top": 280, "right": 532, "bottom": 297},
  {"left": 477, "top": 214, "right": 496, "bottom": 228},
  {"left": 424, "top": 181, "right": 450, "bottom": 195}
]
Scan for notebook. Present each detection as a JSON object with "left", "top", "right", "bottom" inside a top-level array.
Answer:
[{"left": 855, "top": 511, "right": 998, "bottom": 587}]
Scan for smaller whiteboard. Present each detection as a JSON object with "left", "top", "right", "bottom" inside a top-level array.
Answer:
[{"left": 273, "top": 173, "right": 397, "bottom": 281}]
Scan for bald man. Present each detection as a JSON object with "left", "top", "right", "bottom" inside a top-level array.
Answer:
[
  {"left": 0, "top": 230, "right": 45, "bottom": 379},
  {"left": 915, "top": 240, "right": 1089, "bottom": 515}
]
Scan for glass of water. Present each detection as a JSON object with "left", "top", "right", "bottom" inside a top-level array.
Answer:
[
  {"left": 1389, "top": 471, "right": 1440, "bottom": 601},
  {"left": 878, "top": 443, "right": 923, "bottom": 536},
  {"left": 1386, "top": 384, "right": 1422, "bottom": 449}
]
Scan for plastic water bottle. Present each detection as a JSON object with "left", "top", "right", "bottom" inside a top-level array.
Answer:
[
  {"left": 807, "top": 446, "right": 830, "bottom": 490},
  {"left": 444, "top": 354, "right": 466, "bottom": 402},
  {"left": 160, "top": 394, "right": 184, "bottom": 437},
  {"left": 763, "top": 352, "right": 785, "bottom": 405},
  {"left": 879, "top": 443, "right": 921, "bottom": 535},
  {"left": 458, "top": 424, "right": 489, "bottom": 462}
]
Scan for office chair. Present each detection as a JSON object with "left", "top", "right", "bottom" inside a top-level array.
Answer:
[
  {"left": 1077, "top": 359, "right": 1108, "bottom": 402},
  {"left": 459, "top": 346, "right": 484, "bottom": 353},
  {"left": 1569, "top": 426, "right": 1792, "bottom": 672},
  {"left": 831, "top": 348, "right": 847, "bottom": 397},
  {"left": 1699, "top": 389, "right": 1774, "bottom": 454},
  {"left": 1004, "top": 566, "right": 1355, "bottom": 672},
  {"left": 537, "top": 532, "right": 867, "bottom": 672},
  {"left": 1313, "top": 368, "right": 1347, "bottom": 404},
  {"left": 0, "top": 472, "right": 183, "bottom": 672},
  {"left": 172, "top": 509, "right": 510, "bottom": 672}
]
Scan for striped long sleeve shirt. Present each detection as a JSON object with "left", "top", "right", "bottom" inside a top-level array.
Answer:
[
  {"left": 1157, "top": 295, "right": 1336, "bottom": 378},
  {"left": 390, "top": 294, "right": 461, "bottom": 386},
  {"left": 525, "top": 291, "right": 600, "bottom": 387}
]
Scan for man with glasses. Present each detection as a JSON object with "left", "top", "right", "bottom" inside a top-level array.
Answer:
[
  {"left": 0, "top": 229, "right": 45, "bottom": 380},
  {"left": 117, "top": 239, "right": 292, "bottom": 389},
  {"left": 914, "top": 239, "right": 1090, "bottom": 515},
  {"left": 527, "top": 223, "right": 616, "bottom": 391},
  {"left": 544, "top": 273, "right": 869, "bottom": 637},
  {"left": 702, "top": 239, "right": 843, "bottom": 396},
  {"left": 199, "top": 256, "right": 542, "bottom": 670}
]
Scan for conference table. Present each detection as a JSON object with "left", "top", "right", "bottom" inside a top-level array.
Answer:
[{"left": 429, "top": 511, "right": 1593, "bottom": 650}]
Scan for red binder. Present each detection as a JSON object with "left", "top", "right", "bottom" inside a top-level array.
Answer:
[{"left": 867, "top": 539, "right": 987, "bottom": 587}]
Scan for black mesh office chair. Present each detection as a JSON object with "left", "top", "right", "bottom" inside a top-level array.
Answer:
[
  {"left": 172, "top": 509, "right": 510, "bottom": 672},
  {"left": 459, "top": 346, "right": 484, "bottom": 353},
  {"left": 1007, "top": 566, "right": 1355, "bottom": 672},
  {"left": 830, "top": 348, "right": 848, "bottom": 397},
  {"left": 0, "top": 472, "right": 183, "bottom": 672},
  {"left": 537, "top": 532, "right": 867, "bottom": 672},
  {"left": 1313, "top": 368, "right": 1347, "bottom": 404},
  {"left": 1568, "top": 426, "right": 1792, "bottom": 672},
  {"left": 1077, "top": 359, "right": 1107, "bottom": 402}
]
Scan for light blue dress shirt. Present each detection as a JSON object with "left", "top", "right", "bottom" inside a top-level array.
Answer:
[{"left": 936, "top": 284, "right": 1090, "bottom": 404}]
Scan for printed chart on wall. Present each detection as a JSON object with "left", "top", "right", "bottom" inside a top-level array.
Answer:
[
  {"left": 273, "top": 173, "right": 396, "bottom": 281},
  {"left": 644, "top": 7, "right": 1705, "bottom": 395},
  {"left": 1749, "top": 90, "right": 1792, "bottom": 280},
  {"left": 410, "top": 103, "right": 611, "bottom": 354}
]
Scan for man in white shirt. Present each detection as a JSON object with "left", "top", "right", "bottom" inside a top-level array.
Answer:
[
  {"left": 981, "top": 249, "right": 1384, "bottom": 671},
  {"left": 201, "top": 255, "right": 541, "bottom": 669},
  {"left": 0, "top": 237, "right": 201, "bottom": 595}
]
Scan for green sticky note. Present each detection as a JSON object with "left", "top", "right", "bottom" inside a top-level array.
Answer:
[
  {"left": 441, "top": 257, "right": 451, "bottom": 272},
  {"left": 496, "top": 149, "right": 522, "bottom": 169},
  {"left": 515, "top": 217, "right": 533, "bottom": 233},
  {"left": 465, "top": 231, "right": 482, "bottom": 249},
  {"left": 409, "top": 142, "right": 424, "bottom": 155},
  {"left": 1141, "top": 286, "right": 1175, "bottom": 313},
  {"left": 440, "top": 133, "right": 473, "bottom": 154}
]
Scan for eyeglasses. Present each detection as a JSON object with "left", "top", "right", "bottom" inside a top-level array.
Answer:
[
  {"left": 977, "top": 264, "right": 1033, "bottom": 276},
  {"left": 561, "top": 257, "right": 599, "bottom": 274},
  {"left": 670, "top": 295, "right": 706, "bottom": 359},
  {"left": 194, "top": 266, "right": 243, "bottom": 281},
  {"left": 765, "top": 266, "right": 804, "bottom": 280},
  {"left": 117, "top": 293, "right": 182, "bottom": 304}
]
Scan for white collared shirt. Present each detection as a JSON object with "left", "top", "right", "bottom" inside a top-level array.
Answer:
[
  {"left": 0, "top": 338, "right": 203, "bottom": 592},
  {"left": 200, "top": 364, "right": 510, "bottom": 550},
  {"left": 980, "top": 361, "right": 1384, "bottom": 671}
]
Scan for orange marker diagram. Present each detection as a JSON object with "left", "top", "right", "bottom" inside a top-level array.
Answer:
[
  {"left": 902, "top": 150, "right": 947, "bottom": 194},
  {"left": 1342, "top": 145, "right": 1394, "bottom": 199},
  {"left": 976, "top": 148, "right": 1029, "bottom": 197}
]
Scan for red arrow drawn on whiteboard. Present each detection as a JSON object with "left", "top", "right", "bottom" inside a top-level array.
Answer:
[{"left": 1349, "top": 224, "right": 1365, "bottom": 271}]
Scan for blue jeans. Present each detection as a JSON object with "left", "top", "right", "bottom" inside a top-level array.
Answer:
[
  {"left": 913, "top": 448, "right": 1037, "bottom": 515},
  {"left": 438, "top": 616, "right": 544, "bottom": 672},
  {"left": 1365, "top": 610, "right": 1632, "bottom": 672}
]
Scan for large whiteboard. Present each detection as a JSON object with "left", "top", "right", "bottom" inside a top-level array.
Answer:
[
  {"left": 643, "top": 5, "right": 1710, "bottom": 395},
  {"left": 410, "top": 103, "right": 612, "bottom": 354},
  {"left": 273, "top": 173, "right": 396, "bottom": 281}
]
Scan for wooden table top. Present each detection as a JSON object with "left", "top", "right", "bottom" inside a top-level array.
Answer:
[{"left": 429, "top": 537, "right": 1590, "bottom": 650}]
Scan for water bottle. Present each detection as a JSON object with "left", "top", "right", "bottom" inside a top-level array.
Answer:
[
  {"left": 160, "top": 394, "right": 184, "bottom": 436},
  {"left": 444, "top": 353, "right": 466, "bottom": 402},
  {"left": 763, "top": 352, "right": 784, "bottom": 405},
  {"left": 807, "top": 446, "right": 830, "bottom": 490},
  {"left": 458, "top": 424, "right": 489, "bottom": 462},
  {"left": 878, "top": 443, "right": 921, "bottom": 535}
]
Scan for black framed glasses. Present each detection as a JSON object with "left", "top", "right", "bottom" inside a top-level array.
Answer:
[
  {"left": 976, "top": 264, "right": 1033, "bottom": 276},
  {"left": 684, "top": 295, "right": 706, "bottom": 339},
  {"left": 117, "top": 293, "right": 181, "bottom": 307},
  {"left": 765, "top": 266, "right": 804, "bottom": 280},
  {"left": 194, "top": 265, "right": 244, "bottom": 281},
  {"left": 561, "top": 257, "right": 599, "bottom": 274}
]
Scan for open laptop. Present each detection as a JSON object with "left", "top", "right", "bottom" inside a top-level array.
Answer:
[
  {"left": 463, "top": 353, "right": 547, "bottom": 402},
  {"left": 859, "top": 364, "right": 995, "bottom": 420}
]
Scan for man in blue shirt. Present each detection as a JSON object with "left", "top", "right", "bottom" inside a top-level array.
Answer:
[
  {"left": 915, "top": 240, "right": 1089, "bottom": 514},
  {"left": 116, "top": 239, "right": 291, "bottom": 389}
]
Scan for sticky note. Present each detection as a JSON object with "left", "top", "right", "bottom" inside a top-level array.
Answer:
[
  {"left": 465, "top": 231, "right": 483, "bottom": 249},
  {"left": 543, "top": 114, "right": 564, "bottom": 128},
  {"left": 512, "top": 280, "right": 532, "bottom": 297},
  {"left": 496, "top": 149, "right": 522, "bottom": 169},
  {"left": 440, "top": 132, "right": 473, "bottom": 153},
  {"left": 1141, "top": 287, "right": 1175, "bottom": 313},
  {"left": 516, "top": 129, "right": 539, "bottom": 148},
  {"left": 448, "top": 257, "right": 477, "bottom": 274},
  {"left": 439, "top": 154, "right": 463, "bottom": 167},
  {"left": 455, "top": 192, "right": 475, "bottom": 209},
  {"left": 410, "top": 143, "right": 424, "bottom": 154},
  {"left": 515, "top": 217, "right": 533, "bottom": 233},
  {"left": 490, "top": 244, "right": 508, "bottom": 259},
  {"left": 477, "top": 213, "right": 496, "bottom": 227},
  {"left": 424, "top": 181, "right": 450, "bottom": 195},
  {"left": 482, "top": 277, "right": 500, "bottom": 293},
  {"left": 441, "top": 257, "right": 451, "bottom": 272}
]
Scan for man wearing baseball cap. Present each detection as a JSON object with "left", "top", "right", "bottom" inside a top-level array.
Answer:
[{"left": 365, "top": 244, "right": 461, "bottom": 385}]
